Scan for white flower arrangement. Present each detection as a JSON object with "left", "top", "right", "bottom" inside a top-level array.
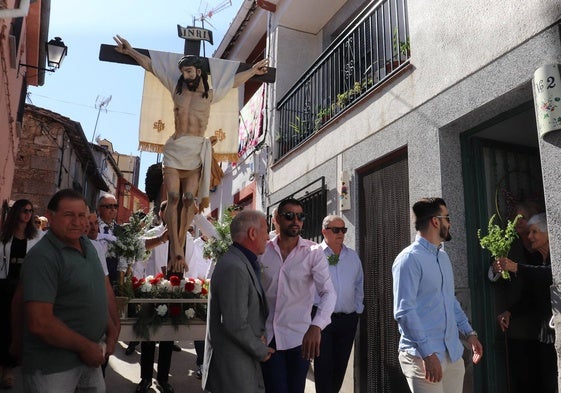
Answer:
[
  {"left": 155, "top": 304, "right": 168, "bottom": 317},
  {"left": 203, "top": 205, "right": 240, "bottom": 262},
  {"left": 185, "top": 308, "right": 196, "bottom": 319},
  {"left": 107, "top": 211, "right": 152, "bottom": 265}
]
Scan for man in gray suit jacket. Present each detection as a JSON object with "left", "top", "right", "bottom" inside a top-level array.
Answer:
[{"left": 205, "top": 210, "right": 275, "bottom": 393}]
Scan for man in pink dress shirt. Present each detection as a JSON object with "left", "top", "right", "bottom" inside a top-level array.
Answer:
[{"left": 260, "top": 198, "right": 336, "bottom": 393}]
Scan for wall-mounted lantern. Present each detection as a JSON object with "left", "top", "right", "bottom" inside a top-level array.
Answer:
[{"left": 19, "top": 37, "right": 68, "bottom": 73}]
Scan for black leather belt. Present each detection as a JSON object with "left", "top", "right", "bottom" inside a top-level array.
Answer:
[{"left": 332, "top": 312, "right": 356, "bottom": 317}]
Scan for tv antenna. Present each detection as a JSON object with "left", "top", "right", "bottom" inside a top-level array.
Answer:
[
  {"left": 193, "top": 0, "right": 232, "bottom": 29},
  {"left": 91, "top": 95, "right": 112, "bottom": 142}
]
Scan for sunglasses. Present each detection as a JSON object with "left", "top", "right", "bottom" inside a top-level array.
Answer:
[
  {"left": 326, "top": 227, "right": 347, "bottom": 234},
  {"left": 22, "top": 208, "right": 34, "bottom": 214},
  {"left": 435, "top": 215, "right": 450, "bottom": 222},
  {"left": 100, "top": 204, "right": 119, "bottom": 209},
  {"left": 278, "top": 211, "right": 307, "bottom": 221}
]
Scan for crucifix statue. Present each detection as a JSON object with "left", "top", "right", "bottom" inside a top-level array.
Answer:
[{"left": 99, "top": 32, "right": 272, "bottom": 274}]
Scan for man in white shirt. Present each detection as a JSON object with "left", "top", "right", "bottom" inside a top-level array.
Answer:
[
  {"left": 86, "top": 213, "right": 109, "bottom": 277},
  {"left": 260, "top": 198, "right": 336, "bottom": 393},
  {"left": 314, "top": 215, "right": 364, "bottom": 393},
  {"left": 185, "top": 231, "right": 212, "bottom": 379},
  {"left": 96, "top": 194, "right": 119, "bottom": 287}
]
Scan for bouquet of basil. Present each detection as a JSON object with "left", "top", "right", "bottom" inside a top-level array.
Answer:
[{"left": 477, "top": 214, "right": 521, "bottom": 280}]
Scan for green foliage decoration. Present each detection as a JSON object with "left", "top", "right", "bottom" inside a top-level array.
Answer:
[
  {"left": 477, "top": 214, "right": 522, "bottom": 280},
  {"left": 203, "top": 205, "right": 240, "bottom": 262},
  {"left": 327, "top": 254, "right": 339, "bottom": 266}
]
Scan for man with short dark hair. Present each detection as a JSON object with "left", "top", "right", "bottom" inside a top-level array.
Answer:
[
  {"left": 205, "top": 210, "right": 274, "bottom": 393},
  {"left": 260, "top": 198, "right": 336, "bottom": 393},
  {"left": 314, "top": 215, "right": 364, "bottom": 393},
  {"left": 20, "top": 189, "right": 118, "bottom": 393},
  {"left": 392, "top": 197, "right": 483, "bottom": 393}
]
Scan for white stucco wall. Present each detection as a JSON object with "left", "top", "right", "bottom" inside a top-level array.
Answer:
[
  {"left": 270, "top": 25, "right": 323, "bottom": 99},
  {"left": 268, "top": 0, "right": 561, "bottom": 193}
]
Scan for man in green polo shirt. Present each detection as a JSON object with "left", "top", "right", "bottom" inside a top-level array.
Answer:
[{"left": 20, "top": 189, "right": 118, "bottom": 393}]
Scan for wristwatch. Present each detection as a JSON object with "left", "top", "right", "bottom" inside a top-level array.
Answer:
[{"left": 467, "top": 330, "right": 478, "bottom": 338}]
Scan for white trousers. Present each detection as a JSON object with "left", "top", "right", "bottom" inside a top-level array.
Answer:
[
  {"left": 23, "top": 366, "right": 105, "bottom": 393},
  {"left": 398, "top": 351, "right": 465, "bottom": 393}
]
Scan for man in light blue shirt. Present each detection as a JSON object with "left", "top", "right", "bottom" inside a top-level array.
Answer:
[
  {"left": 392, "top": 197, "right": 483, "bottom": 393},
  {"left": 314, "top": 215, "right": 364, "bottom": 393}
]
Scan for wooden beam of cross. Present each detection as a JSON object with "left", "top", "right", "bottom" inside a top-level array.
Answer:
[{"left": 98, "top": 44, "right": 276, "bottom": 84}]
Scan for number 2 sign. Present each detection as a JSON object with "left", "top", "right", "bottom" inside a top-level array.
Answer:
[{"left": 532, "top": 64, "right": 561, "bottom": 138}]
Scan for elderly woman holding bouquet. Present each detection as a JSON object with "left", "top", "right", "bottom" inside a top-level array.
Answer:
[{"left": 495, "top": 213, "right": 557, "bottom": 393}]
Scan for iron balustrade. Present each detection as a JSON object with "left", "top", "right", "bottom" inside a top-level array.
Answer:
[{"left": 276, "top": 0, "right": 409, "bottom": 160}]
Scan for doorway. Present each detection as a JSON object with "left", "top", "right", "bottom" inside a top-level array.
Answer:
[
  {"left": 358, "top": 147, "right": 410, "bottom": 393},
  {"left": 461, "top": 103, "right": 543, "bottom": 393}
]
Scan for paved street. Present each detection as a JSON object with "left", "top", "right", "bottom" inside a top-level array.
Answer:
[{"left": 9, "top": 340, "right": 320, "bottom": 393}]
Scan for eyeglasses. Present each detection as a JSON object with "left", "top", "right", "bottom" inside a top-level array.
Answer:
[
  {"left": 435, "top": 215, "right": 450, "bottom": 222},
  {"left": 278, "top": 211, "right": 307, "bottom": 221},
  {"left": 22, "top": 208, "right": 34, "bottom": 214},
  {"left": 326, "top": 227, "right": 347, "bottom": 234},
  {"left": 100, "top": 204, "right": 119, "bottom": 210}
]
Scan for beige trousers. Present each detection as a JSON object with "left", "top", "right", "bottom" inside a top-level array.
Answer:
[{"left": 399, "top": 351, "right": 465, "bottom": 393}]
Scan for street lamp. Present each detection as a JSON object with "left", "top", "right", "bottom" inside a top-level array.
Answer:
[{"left": 19, "top": 36, "right": 68, "bottom": 73}]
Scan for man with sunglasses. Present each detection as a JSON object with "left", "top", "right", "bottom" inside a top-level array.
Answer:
[
  {"left": 392, "top": 198, "right": 483, "bottom": 393},
  {"left": 260, "top": 198, "right": 336, "bottom": 393},
  {"left": 314, "top": 215, "right": 364, "bottom": 393},
  {"left": 96, "top": 194, "right": 120, "bottom": 288}
]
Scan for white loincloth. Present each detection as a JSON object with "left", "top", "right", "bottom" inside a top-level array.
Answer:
[{"left": 162, "top": 135, "right": 212, "bottom": 202}]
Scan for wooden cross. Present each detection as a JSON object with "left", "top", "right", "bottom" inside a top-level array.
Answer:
[{"left": 98, "top": 44, "right": 276, "bottom": 84}]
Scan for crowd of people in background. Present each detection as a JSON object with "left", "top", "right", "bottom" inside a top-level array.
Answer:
[{"left": 0, "top": 189, "right": 557, "bottom": 393}]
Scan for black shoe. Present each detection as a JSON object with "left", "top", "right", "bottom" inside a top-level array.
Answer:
[
  {"left": 125, "top": 342, "right": 137, "bottom": 356},
  {"left": 172, "top": 343, "right": 182, "bottom": 352},
  {"left": 157, "top": 380, "right": 175, "bottom": 393},
  {"left": 135, "top": 378, "right": 152, "bottom": 393},
  {"left": 195, "top": 366, "right": 202, "bottom": 379}
]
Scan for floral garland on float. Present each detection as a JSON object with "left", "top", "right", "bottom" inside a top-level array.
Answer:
[{"left": 120, "top": 273, "right": 210, "bottom": 340}]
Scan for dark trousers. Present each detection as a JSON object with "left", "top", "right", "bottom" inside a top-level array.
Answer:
[
  {"left": 261, "top": 337, "right": 310, "bottom": 393},
  {"left": 0, "top": 279, "right": 18, "bottom": 368},
  {"left": 140, "top": 341, "right": 173, "bottom": 382},
  {"left": 106, "top": 257, "right": 119, "bottom": 291},
  {"left": 537, "top": 341, "right": 558, "bottom": 393},
  {"left": 194, "top": 340, "right": 205, "bottom": 366},
  {"left": 314, "top": 312, "right": 359, "bottom": 393},
  {"left": 507, "top": 338, "right": 539, "bottom": 393}
]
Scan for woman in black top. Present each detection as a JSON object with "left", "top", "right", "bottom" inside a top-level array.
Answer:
[
  {"left": 0, "top": 199, "right": 42, "bottom": 388},
  {"left": 497, "top": 213, "right": 557, "bottom": 393}
]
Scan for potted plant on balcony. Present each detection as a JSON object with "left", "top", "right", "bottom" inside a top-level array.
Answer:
[
  {"left": 386, "top": 29, "right": 410, "bottom": 73},
  {"left": 314, "top": 106, "right": 333, "bottom": 130}
]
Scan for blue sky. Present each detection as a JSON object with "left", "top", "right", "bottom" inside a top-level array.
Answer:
[{"left": 28, "top": 0, "right": 244, "bottom": 192}]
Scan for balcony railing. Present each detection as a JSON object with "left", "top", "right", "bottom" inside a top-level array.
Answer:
[{"left": 276, "top": 0, "right": 409, "bottom": 160}]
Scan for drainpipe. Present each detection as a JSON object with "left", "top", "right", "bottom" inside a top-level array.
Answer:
[{"left": 0, "top": 0, "right": 31, "bottom": 19}]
